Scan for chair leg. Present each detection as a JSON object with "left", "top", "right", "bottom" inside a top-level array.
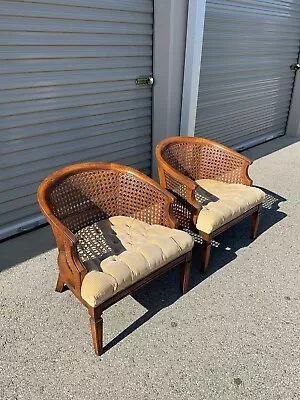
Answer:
[
  {"left": 89, "top": 311, "right": 103, "bottom": 356},
  {"left": 180, "top": 252, "right": 192, "bottom": 295},
  {"left": 201, "top": 239, "right": 211, "bottom": 274},
  {"left": 55, "top": 273, "right": 65, "bottom": 293},
  {"left": 250, "top": 207, "right": 261, "bottom": 239}
]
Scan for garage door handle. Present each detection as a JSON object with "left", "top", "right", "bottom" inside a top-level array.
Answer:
[
  {"left": 290, "top": 63, "right": 300, "bottom": 72},
  {"left": 135, "top": 76, "right": 154, "bottom": 87}
]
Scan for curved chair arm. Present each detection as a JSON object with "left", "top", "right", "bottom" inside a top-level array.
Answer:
[
  {"left": 37, "top": 185, "right": 87, "bottom": 288},
  {"left": 156, "top": 137, "right": 253, "bottom": 186},
  {"left": 37, "top": 179, "right": 77, "bottom": 245},
  {"left": 197, "top": 139, "right": 253, "bottom": 186},
  {"left": 156, "top": 144, "right": 202, "bottom": 226}
]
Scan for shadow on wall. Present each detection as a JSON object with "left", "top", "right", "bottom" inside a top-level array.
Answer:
[{"left": 104, "top": 187, "right": 286, "bottom": 353}]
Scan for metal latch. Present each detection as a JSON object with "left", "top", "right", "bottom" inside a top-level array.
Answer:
[
  {"left": 135, "top": 76, "right": 154, "bottom": 87},
  {"left": 290, "top": 63, "right": 300, "bottom": 72}
]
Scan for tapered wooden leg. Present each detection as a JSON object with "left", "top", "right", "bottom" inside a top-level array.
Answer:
[
  {"left": 201, "top": 239, "right": 211, "bottom": 274},
  {"left": 55, "top": 273, "right": 65, "bottom": 293},
  {"left": 250, "top": 207, "right": 261, "bottom": 239},
  {"left": 180, "top": 252, "right": 192, "bottom": 295},
  {"left": 89, "top": 312, "right": 103, "bottom": 356}
]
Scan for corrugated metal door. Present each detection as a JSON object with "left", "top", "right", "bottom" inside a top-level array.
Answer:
[
  {"left": 0, "top": 0, "right": 153, "bottom": 240},
  {"left": 195, "top": 0, "right": 300, "bottom": 149}
]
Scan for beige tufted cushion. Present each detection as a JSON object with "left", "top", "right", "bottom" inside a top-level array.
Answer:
[
  {"left": 195, "top": 179, "right": 265, "bottom": 234},
  {"left": 77, "top": 216, "right": 194, "bottom": 307}
]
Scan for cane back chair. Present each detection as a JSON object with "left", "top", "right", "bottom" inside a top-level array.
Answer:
[
  {"left": 37, "top": 162, "right": 193, "bottom": 355},
  {"left": 156, "top": 137, "right": 265, "bottom": 273}
]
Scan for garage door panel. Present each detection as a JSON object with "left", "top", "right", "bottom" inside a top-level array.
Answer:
[
  {"left": 196, "top": 103, "right": 290, "bottom": 128},
  {"left": 1, "top": 82, "right": 146, "bottom": 104},
  {"left": 199, "top": 87, "right": 293, "bottom": 105},
  {"left": 196, "top": 109, "right": 289, "bottom": 133},
  {"left": 0, "top": 32, "right": 152, "bottom": 47},
  {"left": 0, "top": 109, "right": 151, "bottom": 143},
  {"left": 1, "top": 132, "right": 151, "bottom": 170},
  {"left": 0, "top": 0, "right": 153, "bottom": 240},
  {"left": 1, "top": 138, "right": 151, "bottom": 201},
  {"left": 203, "top": 121, "right": 287, "bottom": 144},
  {"left": 0, "top": 90, "right": 151, "bottom": 118},
  {"left": 12, "top": 0, "right": 153, "bottom": 13},
  {"left": 0, "top": 195, "right": 35, "bottom": 216},
  {"left": 0, "top": 17, "right": 152, "bottom": 35},
  {"left": 196, "top": 0, "right": 300, "bottom": 148},
  {"left": 0, "top": 98, "right": 152, "bottom": 130},
  {"left": 206, "top": 20, "right": 300, "bottom": 35},
  {"left": 0, "top": 67, "right": 152, "bottom": 90},
  {"left": 0, "top": 57, "right": 152, "bottom": 75},
  {"left": 2, "top": 141, "right": 151, "bottom": 194},
  {"left": 0, "top": 46, "right": 152, "bottom": 61},
  {"left": 1, "top": 1, "right": 153, "bottom": 23},
  {"left": 0, "top": 204, "right": 41, "bottom": 227},
  {"left": 2, "top": 118, "right": 151, "bottom": 154}
]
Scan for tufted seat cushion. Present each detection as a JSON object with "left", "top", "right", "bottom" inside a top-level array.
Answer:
[
  {"left": 77, "top": 216, "right": 194, "bottom": 307},
  {"left": 195, "top": 179, "right": 265, "bottom": 234}
]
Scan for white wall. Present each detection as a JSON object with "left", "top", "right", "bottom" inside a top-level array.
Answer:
[
  {"left": 180, "top": 0, "right": 207, "bottom": 137},
  {"left": 152, "top": 0, "right": 189, "bottom": 178}
]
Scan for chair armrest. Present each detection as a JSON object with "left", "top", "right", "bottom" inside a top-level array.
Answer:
[
  {"left": 47, "top": 212, "right": 78, "bottom": 245},
  {"left": 199, "top": 140, "right": 253, "bottom": 185},
  {"left": 37, "top": 178, "right": 89, "bottom": 295},
  {"left": 156, "top": 147, "right": 201, "bottom": 214},
  {"left": 39, "top": 205, "right": 87, "bottom": 278},
  {"left": 47, "top": 213, "right": 89, "bottom": 291},
  {"left": 156, "top": 152, "right": 202, "bottom": 228}
]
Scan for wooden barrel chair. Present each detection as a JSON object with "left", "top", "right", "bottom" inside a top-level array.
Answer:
[
  {"left": 156, "top": 137, "right": 265, "bottom": 273},
  {"left": 37, "top": 162, "right": 193, "bottom": 355}
]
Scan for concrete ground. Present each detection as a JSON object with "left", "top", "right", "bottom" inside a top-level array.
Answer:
[{"left": 0, "top": 137, "right": 299, "bottom": 400}]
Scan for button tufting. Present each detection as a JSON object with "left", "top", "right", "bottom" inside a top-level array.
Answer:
[{"left": 79, "top": 216, "right": 194, "bottom": 307}]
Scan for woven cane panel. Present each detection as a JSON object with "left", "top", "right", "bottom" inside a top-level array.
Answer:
[
  {"left": 49, "top": 169, "right": 171, "bottom": 232},
  {"left": 76, "top": 222, "right": 114, "bottom": 263},
  {"left": 165, "top": 172, "right": 191, "bottom": 229},
  {"left": 194, "top": 190, "right": 211, "bottom": 207},
  {"left": 118, "top": 174, "right": 169, "bottom": 226},
  {"left": 162, "top": 143, "right": 202, "bottom": 181},
  {"left": 162, "top": 142, "right": 245, "bottom": 184},
  {"left": 165, "top": 172, "right": 187, "bottom": 199},
  {"left": 49, "top": 170, "right": 120, "bottom": 232},
  {"left": 172, "top": 198, "right": 192, "bottom": 229},
  {"left": 198, "top": 144, "right": 245, "bottom": 184}
]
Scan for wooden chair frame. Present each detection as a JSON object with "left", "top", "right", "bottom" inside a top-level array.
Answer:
[
  {"left": 156, "top": 137, "right": 262, "bottom": 273},
  {"left": 37, "top": 162, "right": 192, "bottom": 355}
]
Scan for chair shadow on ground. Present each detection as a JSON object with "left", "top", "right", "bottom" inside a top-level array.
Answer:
[{"left": 104, "top": 187, "right": 286, "bottom": 353}]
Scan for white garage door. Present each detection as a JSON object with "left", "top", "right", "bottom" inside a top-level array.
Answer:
[
  {"left": 195, "top": 0, "right": 300, "bottom": 149},
  {"left": 0, "top": 0, "right": 153, "bottom": 240}
]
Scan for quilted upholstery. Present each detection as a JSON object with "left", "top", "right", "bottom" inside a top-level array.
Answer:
[
  {"left": 195, "top": 179, "right": 265, "bottom": 234},
  {"left": 78, "top": 216, "right": 194, "bottom": 307}
]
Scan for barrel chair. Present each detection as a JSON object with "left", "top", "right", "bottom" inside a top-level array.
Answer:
[
  {"left": 37, "top": 162, "right": 194, "bottom": 355},
  {"left": 156, "top": 137, "right": 265, "bottom": 273}
]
